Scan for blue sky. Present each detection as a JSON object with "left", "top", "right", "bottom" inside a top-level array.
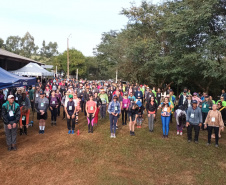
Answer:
[{"left": 0, "top": 0, "right": 162, "bottom": 56}]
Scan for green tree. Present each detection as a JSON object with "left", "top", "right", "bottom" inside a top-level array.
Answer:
[
  {"left": 0, "top": 38, "right": 4, "bottom": 48},
  {"left": 54, "top": 48, "right": 86, "bottom": 77}
]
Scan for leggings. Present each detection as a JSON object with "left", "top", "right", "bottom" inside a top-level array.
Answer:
[
  {"left": 161, "top": 116, "right": 170, "bottom": 136},
  {"left": 51, "top": 107, "right": 58, "bottom": 121},
  {"left": 121, "top": 108, "right": 128, "bottom": 123},
  {"left": 148, "top": 114, "right": 155, "bottom": 131},
  {"left": 87, "top": 113, "right": 94, "bottom": 131},
  {"left": 67, "top": 117, "right": 75, "bottom": 130}
]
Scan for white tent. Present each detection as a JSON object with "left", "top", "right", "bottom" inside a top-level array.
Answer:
[{"left": 11, "top": 62, "right": 54, "bottom": 77}]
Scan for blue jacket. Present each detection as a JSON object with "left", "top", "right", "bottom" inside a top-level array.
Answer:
[
  {"left": 186, "top": 106, "right": 202, "bottom": 125},
  {"left": 135, "top": 91, "right": 143, "bottom": 99},
  {"left": 108, "top": 101, "right": 121, "bottom": 114}
]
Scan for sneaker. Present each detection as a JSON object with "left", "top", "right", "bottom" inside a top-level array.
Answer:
[
  {"left": 39, "top": 130, "right": 42, "bottom": 134},
  {"left": 195, "top": 141, "right": 198, "bottom": 144},
  {"left": 130, "top": 131, "right": 133, "bottom": 136},
  {"left": 71, "top": 130, "right": 75, "bottom": 134},
  {"left": 113, "top": 134, "right": 116, "bottom": 138},
  {"left": 215, "top": 144, "right": 219, "bottom": 148},
  {"left": 132, "top": 132, "right": 135, "bottom": 136},
  {"left": 177, "top": 131, "right": 179, "bottom": 135},
  {"left": 188, "top": 140, "right": 191, "bottom": 143},
  {"left": 125, "top": 122, "right": 127, "bottom": 125},
  {"left": 110, "top": 134, "right": 114, "bottom": 138},
  {"left": 180, "top": 132, "right": 183, "bottom": 136},
  {"left": 42, "top": 130, "right": 44, "bottom": 134},
  {"left": 68, "top": 130, "right": 71, "bottom": 134},
  {"left": 162, "top": 135, "right": 165, "bottom": 138},
  {"left": 8, "top": 146, "right": 12, "bottom": 151},
  {"left": 116, "top": 126, "right": 119, "bottom": 130},
  {"left": 206, "top": 143, "right": 210, "bottom": 146}
]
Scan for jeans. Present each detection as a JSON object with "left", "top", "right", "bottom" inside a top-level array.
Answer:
[
  {"left": 161, "top": 116, "right": 170, "bottom": 136},
  {"left": 121, "top": 108, "right": 128, "bottom": 124},
  {"left": 100, "top": 104, "right": 107, "bottom": 118},
  {"left": 208, "top": 126, "right": 219, "bottom": 145},
  {"left": 148, "top": 114, "right": 155, "bottom": 131},
  {"left": 67, "top": 117, "right": 75, "bottom": 130},
  {"left": 50, "top": 107, "right": 58, "bottom": 121},
  {"left": 109, "top": 114, "right": 118, "bottom": 134},
  {"left": 187, "top": 123, "right": 200, "bottom": 141}
]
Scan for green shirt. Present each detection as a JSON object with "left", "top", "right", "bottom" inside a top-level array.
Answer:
[{"left": 217, "top": 100, "right": 226, "bottom": 107}]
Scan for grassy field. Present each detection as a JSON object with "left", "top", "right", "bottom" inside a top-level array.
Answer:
[{"left": 0, "top": 108, "right": 226, "bottom": 185}]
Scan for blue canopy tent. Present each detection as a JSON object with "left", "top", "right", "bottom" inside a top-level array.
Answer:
[{"left": 0, "top": 67, "right": 36, "bottom": 89}]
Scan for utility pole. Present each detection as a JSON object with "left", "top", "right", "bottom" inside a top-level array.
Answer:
[
  {"left": 116, "top": 69, "right": 118, "bottom": 83},
  {"left": 67, "top": 34, "right": 72, "bottom": 80}
]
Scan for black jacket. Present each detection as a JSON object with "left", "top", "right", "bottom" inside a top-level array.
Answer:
[{"left": 146, "top": 101, "right": 157, "bottom": 113}]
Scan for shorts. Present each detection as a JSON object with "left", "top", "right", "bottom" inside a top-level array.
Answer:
[
  {"left": 129, "top": 113, "right": 136, "bottom": 122},
  {"left": 37, "top": 112, "right": 47, "bottom": 120}
]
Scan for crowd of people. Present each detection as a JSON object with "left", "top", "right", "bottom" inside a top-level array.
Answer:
[{"left": 0, "top": 78, "right": 226, "bottom": 151}]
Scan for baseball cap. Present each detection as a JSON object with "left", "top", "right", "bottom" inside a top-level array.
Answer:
[
  {"left": 40, "top": 91, "right": 44, "bottom": 95},
  {"left": 8, "top": 95, "right": 14, "bottom": 99},
  {"left": 69, "top": 94, "right": 73, "bottom": 99},
  {"left": 193, "top": 92, "right": 197, "bottom": 96},
  {"left": 192, "top": 100, "right": 197, "bottom": 104}
]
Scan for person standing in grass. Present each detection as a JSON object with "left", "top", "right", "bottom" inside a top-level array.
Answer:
[
  {"left": 128, "top": 102, "right": 139, "bottom": 136},
  {"left": 99, "top": 88, "right": 109, "bottom": 119},
  {"left": 108, "top": 95, "right": 121, "bottom": 138},
  {"left": 49, "top": 91, "right": 59, "bottom": 126},
  {"left": 204, "top": 104, "right": 224, "bottom": 147},
  {"left": 35, "top": 91, "right": 49, "bottom": 134},
  {"left": 2, "top": 95, "right": 20, "bottom": 151},
  {"left": 86, "top": 94, "right": 97, "bottom": 133},
  {"left": 93, "top": 92, "right": 102, "bottom": 125},
  {"left": 146, "top": 96, "right": 158, "bottom": 132},
  {"left": 200, "top": 95, "right": 213, "bottom": 130},
  {"left": 121, "top": 93, "right": 130, "bottom": 126},
  {"left": 159, "top": 97, "right": 174, "bottom": 138},
  {"left": 186, "top": 100, "right": 202, "bottom": 143},
  {"left": 65, "top": 94, "right": 77, "bottom": 134}
]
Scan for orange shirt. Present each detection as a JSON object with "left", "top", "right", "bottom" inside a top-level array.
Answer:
[
  {"left": 19, "top": 106, "right": 30, "bottom": 126},
  {"left": 86, "top": 101, "right": 96, "bottom": 114}
]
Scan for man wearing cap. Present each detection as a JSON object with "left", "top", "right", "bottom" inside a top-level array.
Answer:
[
  {"left": 186, "top": 100, "right": 203, "bottom": 143},
  {"left": 18, "top": 89, "right": 31, "bottom": 108},
  {"left": 99, "top": 88, "right": 109, "bottom": 119},
  {"left": 2, "top": 95, "right": 20, "bottom": 151},
  {"left": 35, "top": 90, "right": 49, "bottom": 134}
]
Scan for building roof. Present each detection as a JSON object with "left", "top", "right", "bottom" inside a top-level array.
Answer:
[
  {"left": 42, "top": 65, "right": 53, "bottom": 69},
  {"left": 0, "top": 48, "right": 42, "bottom": 64}
]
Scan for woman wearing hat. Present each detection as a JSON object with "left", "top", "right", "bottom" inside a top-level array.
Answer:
[
  {"left": 19, "top": 106, "right": 30, "bottom": 135},
  {"left": 99, "top": 88, "right": 109, "bottom": 119},
  {"left": 108, "top": 95, "right": 121, "bottom": 138},
  {"left": 192, "top": 92, "right": 202, "bottom": 106},
  {"left": 200, "top": 95, "right": 213, "bottom": 130},
  {"left": 35, "top": 90, "right": 49, "bottom": 134}
]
